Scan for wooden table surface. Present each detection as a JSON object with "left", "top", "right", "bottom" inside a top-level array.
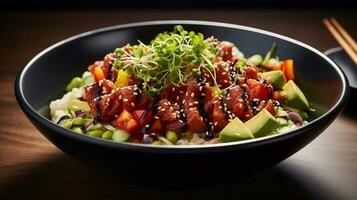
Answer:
[{"left": 1, "top": 9, "right": 356, "bottom": 199}]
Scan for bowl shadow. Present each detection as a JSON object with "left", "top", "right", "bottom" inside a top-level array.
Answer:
[{"left": 0, "top": 153, "right": 338, "bottom": 200}]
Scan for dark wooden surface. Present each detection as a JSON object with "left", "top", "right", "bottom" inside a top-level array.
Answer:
[{"left": 0, "top": 9, "right": 356, "bottom": 199}]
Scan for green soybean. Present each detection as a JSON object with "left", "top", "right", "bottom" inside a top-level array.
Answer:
[
  {"left": 83, "top": 74, "right": 95, "bottom": 85},
  {"left": 247, "top": 54, "right": 263, "bottom": 66},
  {"left": 152, "top": 140, "right": 162, "bottom": 145},
  {"left": 102, "top": 130, "right": 113, "bottom": 140},
  {"left": 87, "top": 123, "right": 102, "bottom": 131},
  {"left": 72, "top": 117, "right": 85, "bottom": 127},
  {"left": 61, "top": 119, "right": 73, "bottom": 129},
  {"left": 112, "top": 130, "right": 130, "bottom": 142},
  {"left": 87, "top": 129, "right": 104, "bottom": 138},
  {"left": 66, "top": 77, "right": 83, "bottom": 92},
  {"left": 72, "top": 127, "right": 84, "bottom": 134},
  {"left": 166, "top": 131, "right": 178, "bottom": 144},
  {"left": 84, "top": 119, "right": 94, "bottom": 127}
]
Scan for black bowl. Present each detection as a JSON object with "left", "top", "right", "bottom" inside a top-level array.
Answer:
[
  {"left": 15, "top": 21, "right": 349, "bottom": 185},
  {"left": 325, "top": 47, "right": 357, "bottom": 112}
]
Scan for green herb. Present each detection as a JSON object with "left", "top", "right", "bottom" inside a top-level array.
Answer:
[
  {"left": 115, "top": 25, "right": 219, "bottom": 97},
  {"left": 262, "top": 43, "right": 277, "bottom": 64}
]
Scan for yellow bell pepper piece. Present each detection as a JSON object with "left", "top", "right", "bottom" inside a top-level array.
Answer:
[{"left": 115, "top": 70, "right": 132, "bottom": 87}]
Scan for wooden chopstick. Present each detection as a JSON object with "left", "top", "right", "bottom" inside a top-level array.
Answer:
[
  {"left": 330, "top": 17, "right": 357, "bottom": 53},
  {"left": 323, "top": 18, "right": 357, "bottom": 65}
]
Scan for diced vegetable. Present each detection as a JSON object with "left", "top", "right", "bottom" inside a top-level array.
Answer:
[
  {"left": 114, "top": 110, "right": 138, "bottom": 133},
  {"left": 66, "top": 77, "right": 83, "bottom": 92},
  {"left": 102, "top": 130, "right": 113, "bottom": 140},
  {"left": 92, "top": 66, "right": 105, "bottom": 82},
  {"left": 247, "top": 54, "right": 263, "bottom": 66},
  {"left": 112, "top": 129, "right": 130, "bottom": 142},
  {"left": 115, "top": 70, "right": 132, "bottom": 87},
  {"left": 282, "top": 59, "right": 295, "bottom": 80},
  {"left": 166, "top": 131, "right": 178, "bottom": 144},
  {"left": 87, "top": 129, "right": 104, "bottom": 138}
]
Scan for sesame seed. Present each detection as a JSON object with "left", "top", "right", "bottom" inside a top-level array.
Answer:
[
  {"left": 161, "top": 108, "right": 166, "bottom": 112},
  {"left": 133, "top": 92, "right": 138, "bottom": 95},
  {"left": 186, "top": 92, "right": 189, "bottom": 97},
  {"left": 219, "top": 106, "right": 222, "bottom": 109},
  {"left": 179, "top": 120, "right": 184, "bottom": 123},
  {"left": 222, "top": 72, "right": 227, "bottom": 75},
  {"left": 189, "top": 103, "right": 193, "bottom": 106},
  {"left": 214, "top": 122, "right": 218, "bottom": 126},
  {"left": 131, "top": 102, "right": 135, "bottom": 107},
  {"left": 119, "top": 95, "right": 122, "bottom": 100},
  {"left": 213, "top": 100, "right": 218, "bottom": 104},
  {"left": 201, "top": 93, "right": 206, "bottom": 96},
  {"left": 193, "top": 101, "right": 199, "bottom": 104},
  {"left": 172, "top": 87, "right": 176, "bottom": 92},
  {"left": 123, "top": 98, "right": 128, "bottom": 102},
  {"left": 209, "top": 122, "right": 213, "bottom": 125},
  {"left": 154, "top": 116, "right": 159, "bottom": 119},
  {"left": 145, "top": 124, "right": 150, "bottom": 128},
  {"left": 176, "top": 96, "right": 180, "bottom": 101},
  {"left": 191, "top": 92, "right": 195, "bottom": 97},
  {"left": 226, "top": 97, "right": 231, "bottom": 100}
]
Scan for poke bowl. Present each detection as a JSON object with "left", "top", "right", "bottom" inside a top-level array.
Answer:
[{"left": 15, "top": 21, "right": 349, "bottom": 185}]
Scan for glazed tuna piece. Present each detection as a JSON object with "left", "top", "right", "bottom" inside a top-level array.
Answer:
[
  {"left": 204, "top": 87, "right": 228, "bottom": 132},
  {"left": 246, "top": 79, "right": 272, "bottom": 101},
  {"left": 243, "top": 66, "right": 258, "bottom": 80},
  {"left": 226, "top": 86, "right": 247, "bottom": 120},
  {"left": 84, "top": 83, "right": 138, "bottom": 122},
  {"left": 119, "top": 86, "right": 138, "bottom": 112},
  {"left": 184, "top": 78, "right": 206, "bottom": 133},
  {"left": 215, "top": 62, "right": 232, "bottom": 89},
  {"left": 157, "top": 99, "right": 182, "bottom": 133}
]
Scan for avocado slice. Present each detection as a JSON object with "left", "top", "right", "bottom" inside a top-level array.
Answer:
[
  {"left": 219, "top": 118, "right": 254, "bottom": 142},
  {"left": 245, "top": 109, "right": 280, "bottom": 138},
  {"left": 282, "top": 80, "right": 309, "bottom": 110},
  {"left": 260, "top": 70, "right": 286, "bottom": 89}
]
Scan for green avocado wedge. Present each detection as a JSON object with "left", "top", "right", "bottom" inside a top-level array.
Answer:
[
  {"left": 260, "top": 70, "right": 286, "bottom": 89},
  {"left": 219, "top": 118, "right": 254, "bottom": 142},
  {"left": 282, "top": 80, "right": 310, "bottom": 111},
  {"left": 245, "top": 109, "right": 280, "bottom": 138}
]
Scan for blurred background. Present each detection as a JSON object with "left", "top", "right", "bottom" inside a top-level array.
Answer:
[{"left": 2, "top": 0, "right": 357, "bottom": 9}]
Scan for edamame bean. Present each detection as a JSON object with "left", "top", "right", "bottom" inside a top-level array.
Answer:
[
  {"left": 102, "top": 130, "right": 113, "bottom": 140},
  {"left": 166, "top": 131, "right": 178, "bottom": 144},
  {"left": 247, "top": 54, "right": 263, "bottom": 66},
  {"left": 87, "top": 129, "right": 104, "bottom": 138},
  {"left": 72, "top": 117, "right": 85, "bottom": 127},
  {"left": 152, "top": 140, "right": 162, "bottom": 145},
  {"left": 66, "top": 77, "right": 83, "bottom": 91},
  {"left": 61, "top": 119, "right": 73, "bottom": 129},
  {"left": 87, "top": 123, "right": 102, "bottom": 131},
  {"left": 83, "top": 74, "right": 95, "bottom": 85},
  {"left": 72, "top": 127, "right": 84, "bottom": 134}
]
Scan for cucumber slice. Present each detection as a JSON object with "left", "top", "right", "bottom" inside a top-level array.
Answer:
[{"left": 112, "top": 129, "right": 130, "bottom": 142}]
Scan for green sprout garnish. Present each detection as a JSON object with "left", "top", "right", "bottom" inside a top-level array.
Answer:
[{"left": 114, "top": 25, "right": 219, "bottom": 97}]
